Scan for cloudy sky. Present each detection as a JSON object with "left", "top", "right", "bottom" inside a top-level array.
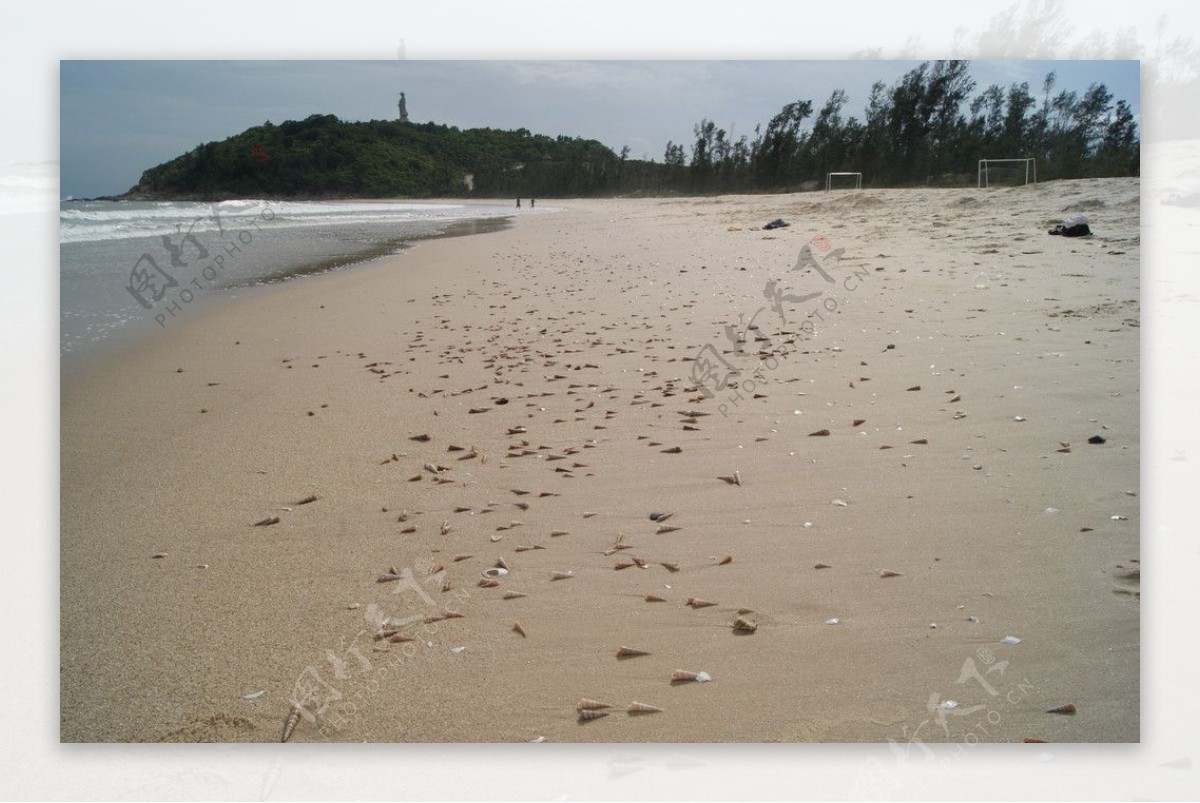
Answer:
[{"left": 60, "top": 59, "right": 1140, "bottom": 198}]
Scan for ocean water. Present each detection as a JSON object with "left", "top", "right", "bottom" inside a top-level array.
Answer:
[{"left": 59, "top": 199, "right": 530, "bottom": 356}]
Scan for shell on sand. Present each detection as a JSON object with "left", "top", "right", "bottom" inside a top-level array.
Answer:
[
  {"left": 478, "top": 578, "right": 500, "bottom": 588},
  {"left": 254, "top": 516, "right": 281, "bottom": 527},
  {"left": 502, "top": 591, "right": 528, "bottom": 600},
  {"left": 733, "top": 616, "right": 758, "bottom": 633},
  {"left": 660, "top": 562, "right": 680, "bottom": 573},
  {"left": 717, "top": 555, "right": 733, "bottom": 565},
  {"left": 578, "top": 709, "right": 610, "bottom": 722},
  {"left": 686, "top": 597, "right": 717, "bottom": 609},
  {"left": 627, "top": 701, "right": 663, "bottom": 714},
  {"left": 656, "top": 525, "right": 683, "bottom": 534},
  {"left": 616, "top": 646, "right": 651, "bottom": 658},
  {"left": 670, "top": 670, "right": 712, "bottom": 683},
  {"left": 614, "top": 561, "right": 635, "bottom": 570},
  {"left": 576, "top": 698, "right": 613, "bottom": 711},
  {"left": 878, "top": 569, "right": 903, "bottom": 578},
  {"left": 281, "top": 705, "right": 302, "bottom": 743},
  {"left": 644, "top": 594, "right": 667, "bottom": 603},
  {"left": 1046, "top": 703, "right": 1077, "bottom": 715},
  {"left": 512, "top": 621, "right": 526, "bottom": 637},
  {"left": 551, "top": 571, "right": 575, "bottom": 581},
  {"left": 813, "top": 562, "right": 832, "bottom": 569}
]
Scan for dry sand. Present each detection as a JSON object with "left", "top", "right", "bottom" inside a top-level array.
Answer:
[{"left": 61, "top": 179, "right": 1139, "bottom": 743}]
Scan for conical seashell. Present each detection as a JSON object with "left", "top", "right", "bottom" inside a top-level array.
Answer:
[
  {"left": 387, "top": 633, "right": 416, "bottom": 643},
  {"left": 440, "top": 521, "right": 451, "bottom": 535},
  {"left": 512, "top": 621, "right": 526, "bottom": 637},
  {"left": 809, "top": 429, "right": 831, "bottom": 437},
  {"left": 616, "top": 646, "right": 650, "bottom": 658},
  {"left": 550, "top": 530, "right": 569, "bottom": 537},
  {"left": 686, "top": 597, "right": 717, "bottom": 609},
  {"left": 717, "top": 555, "right": 733, "bottom": 565},
  {"left": 614, "top": 561, "right": 635, "bottom": 570},
  {"left": 627, "top": 701, "right": 663, "bottom": 714},
  {"left": 281, "top": 705, "right": 302, "bottom": 743},
  {"left": 582, "top": 511, "right": 598, "bottom": 518},
  {"left": 495, "top": 557, "right": 510, "bottom": 571},
  {"left": 657, "top": 525, "right": 682, "bottom": 534},
  {"left": 551, "top": 570, "right": 574, "bottom": 581},
  {"left": 813, "top": 562, "right": 832, "bottom": 569},
  {"left": 295, "top": 494, "right": 320, "bottom": 505},
  {"left": 254, "top": 516, "right": 281, "bottom": 527},
  {"left": 477, "top": 578, "right": 500, "bottom": 588},
  {"left": 577, "top": 709, "right": 609, "bottom": 722},
  {"left": 670, "top": 669, "right": 712, "bottom": 683},
  {"left": 503, "top": 591, "right": 528, "bottom": 600},
  {"left": 878, "top": 569, "right": 903, "bottom": 578},
  {"left": 576, "top": 698, "right": 613, "bottom": 711},
  {"left": 644, "top": 594, "right": 666, "bottom": 603},
  {"left": 453, "top": 554, "right": 474, "bottom": 562},
  {"left": 1046, "top": 703, "right": 1077, "bottom": 715},
  {"left": 660, "top": 562, "right": 680, "bottom": 573}
]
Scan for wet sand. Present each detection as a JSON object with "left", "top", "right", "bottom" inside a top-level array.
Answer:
[{"left": 61, "top": 179, "right": 1139, "bottom": 743}]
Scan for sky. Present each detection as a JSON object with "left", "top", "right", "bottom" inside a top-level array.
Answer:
[{"left": 60, "top": 59, "right": 1141, "bottom": 199}]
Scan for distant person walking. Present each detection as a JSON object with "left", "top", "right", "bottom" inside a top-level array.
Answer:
[
  {"left": 516, "top": 198, "right": 521, "bottom": 208},
  {"left": 530, "top": 198, "right": 536, "bottom": 208}
]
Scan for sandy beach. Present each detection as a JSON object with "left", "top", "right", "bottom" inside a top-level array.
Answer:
[{"left": 60, "top": 179, "right": 1139, "bottom": 743}]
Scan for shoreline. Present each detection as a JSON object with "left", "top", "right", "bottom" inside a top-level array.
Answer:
[{"left": 61, "top": 183, "right": 1139, "bottom": 743}]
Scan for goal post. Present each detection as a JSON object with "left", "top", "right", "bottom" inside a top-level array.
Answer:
[
  {"left": 978, "top": 158, "right": 1036, "bottom": 188},
  {"left": 825, "top": 171, "right": 863, "bottom": 191}
]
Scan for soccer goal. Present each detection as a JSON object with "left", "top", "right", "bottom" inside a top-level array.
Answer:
[
  {"left": 826, "top": 172, "right": 863, "bottom": 191},
  {"left": 977, "top": 158, "right": 1036, "bottom": 188}
]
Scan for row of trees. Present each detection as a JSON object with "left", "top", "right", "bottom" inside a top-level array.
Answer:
[
  {"left": 128, "top": 61, "right": 1138, "bottom": 200},
  {"left": 661, "top": 61, "right": 1138, "bottom": 192}
]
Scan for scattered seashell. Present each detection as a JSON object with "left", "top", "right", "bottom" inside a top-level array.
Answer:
[
  {"left": 657, "top": 525, "right": 683, "bottom": 534},
  {"left": 809, "top": 429, "right": 831, "bottom": 437},
  {"left": 387, "top": 633, "right": 417, "bottom": 643},
  {"left": 717, "top": 555, "right": 733, "bottom": 565},
  {"left": 478, "top": 578, "right": 500, "bottom": 588},
  {"left": 576, "top": 698, "right": 613, "bottom": 711},
  {"left": 529, "top": 735, "right": 545, "bottom": 743},
  {"left": 578, "top": 709, "right": 609, "bottom": 722},
  {"left": 1088, "top": 435, "right": 1106, "bottom": 444},
  {"left": 813, "top": 562, "right": 832, "bottom": 569},
  {"left": 151, "top": 553, "right": 168, "bottom": 559},
  {"left": 853, "top": 419, "right": 866, "bottom": 427},
  {"left": 831, "top": 499, "right": 848, "bottom": 507},
  {"left": 254, "top": 516, "right": 281, "bottom": 527},
  {"left": 660, "top": 562, "right": 680, "bottom": 573},
  {"left": 670, "top": 670, "right": 712, "bottom": 683},
  {"left": 906, "top": 385, "right": 920, "bottom": 391},
  {"left": 1001, "top": 635, "right": 1022, "bottom": 646},
  {"left": 878, "top": 569, "right": 903, "bottom": 578},
  {"left": 502, "top": 591, "right": 527, "bottom": 600},
  {"left": 1046, "top": 703, "right": 1076, "bottom": 715},
  {"left": 281, "top": 705, "right": 302, "bottom": 743},
  {"left": 452, "top": 554, "right": 474, "bottom": 563},
  {"left": 1023, "top": 737, "right": 1048, "bottom": 743},
  {"left": 825, "top": 618, "right": 839, "bottom": 625},
  {"left": 626, "top": 701, "right": 663, "bottom": 714},
  {"left": 644, "top": 594, "right": 667, "bottom": 603},
  {"left": 377, "top": 573, "right": 403, "bottom": 583},
  {"left": 939, "top": 700, "right": 959, "bottom": 710},
  {"left": 1014, "top": 416, "right": 1027, "bottom": 422},
  {"left": 450, "top": 646, "right": 466, "bottom": 654},
  {"left": 616, "top": 646, "right": 651, "bottom": 658},
  {"left": 410, "top": 433, "right": 431, "bottom": 442},
  {"left": 583, "top": 511, "right": 598, "bottom": 518},
  {"left": 550, "top": 530, "right": 569, "bottom": 537},
  {"left": 512, "top": 621, "right": 526, "bottom": 637},
  {"left": 551, "top": 570, "right": 574, "bottom": 581},
  {"left": 649, "top": 512, "right": 673, "bottom": 522},
  {"left": 662, "top": 446, "right": 682, "bottom": 454},
  {"left": 440, "top": 521, "right": 451, "bottom": 535},
  {"left": 909, "top": 438, "right": 928, "bottom": 445},
  {"left": 295, "top": 494, "right": 320, "bottom": 505},
  {"left": 686, "top": 597, "right": 717, "bottom": 609},
  {"left": 241, "top": 690, "right": 266, "bottom": 700},
  {"left": 733, "top": 616, "right": 757, "bottom": 633}
]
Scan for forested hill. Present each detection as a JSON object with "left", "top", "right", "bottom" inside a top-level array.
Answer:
[
  {"left": 124, "top": 61, "right": 1139, "bottom": 200},
  {"left": 125, "top": 115, "right": 621, "bottom": 199}
]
